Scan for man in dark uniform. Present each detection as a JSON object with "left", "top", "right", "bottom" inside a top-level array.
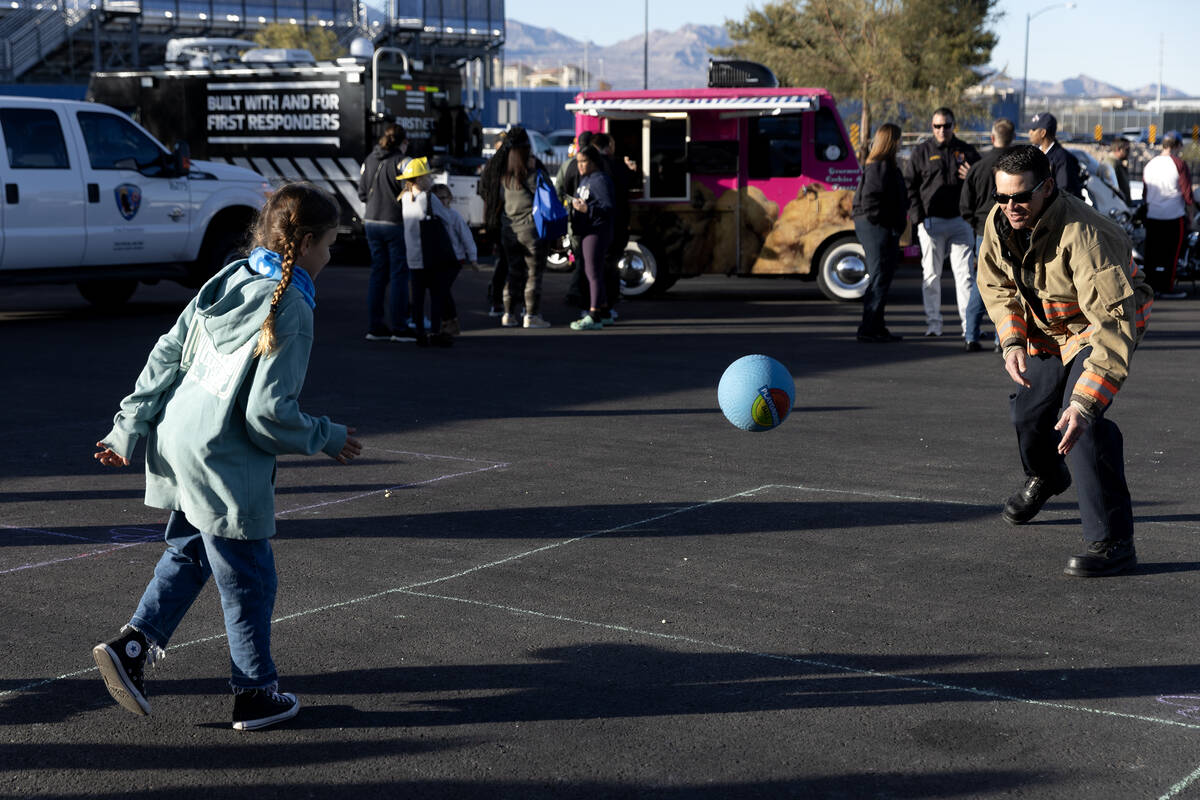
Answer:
[
  {"left": 960, "top": 117, "right": 1015, "bottom": 351},
  {"left": 978, "top": 146, "right": 1153, "bottom": 577},
  {"left": 1028, "top": 112, "right": 1083, "bottom": 199}
]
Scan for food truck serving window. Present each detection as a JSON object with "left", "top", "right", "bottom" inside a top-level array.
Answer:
[
  {"left": 648, "top": 117, "right": 687, "bottom": 199},
  {"left": 748, "top": 113, "right": 803, "bottom": 179}
]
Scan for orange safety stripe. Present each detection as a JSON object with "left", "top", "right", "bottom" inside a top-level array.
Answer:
[
  {"left": 1136, "top": 298, "right": 1153, "bottom": 329},
  {"left": 1075, "top": 371, "right": 1118, "bottom": 407},
  {"left": 998, "top": 314, "right": 1027, "bottom": 339}
]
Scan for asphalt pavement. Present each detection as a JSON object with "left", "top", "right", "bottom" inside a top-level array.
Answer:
[{"left": 2, "top": 265, "right": 1199, "bottom": 799}]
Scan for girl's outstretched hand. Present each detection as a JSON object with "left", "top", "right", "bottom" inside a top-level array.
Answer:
[
  {"left": 94, "top": 442, "right": 130, "bottom": 467},
  {"left": 335, "top": 427, "right": 362, "bottom": 464}
]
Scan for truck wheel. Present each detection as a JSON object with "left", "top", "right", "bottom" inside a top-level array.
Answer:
[
  {"left": 816, "top": 238, "right": 869, "bottom": 302},
  {"left": 545, "top": 234, "right": 573, "bottom": 272},
  {"left": 77, "top": 279, "right": 137, "bottom": 308},
  {"left": 190, "top": 228, "right": 247, "bottom": 287},
  {"left": 619, "top": 241, "right": 674, "bottom": 297}
]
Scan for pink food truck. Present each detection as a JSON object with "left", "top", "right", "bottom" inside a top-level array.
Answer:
[{"left": 567, "top": 79, "right": 885, "bottom": 301}]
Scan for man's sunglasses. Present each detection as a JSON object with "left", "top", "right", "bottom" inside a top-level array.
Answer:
[
  {"left": 932, "top": 123, "right": 953, "bottom": 129},
  {"left": 993, "top": 178, "right": 1048, "bottom": 205}
]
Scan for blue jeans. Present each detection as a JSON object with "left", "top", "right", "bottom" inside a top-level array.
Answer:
[
  {"left": 365, "top": 221, "right": 409, "bottom": 332},
  {"left": 130, "top": 511, "right": 278, "bottom": 690},
  {"left": 963, "top": 234, "right": 994, "bottom": 344}
]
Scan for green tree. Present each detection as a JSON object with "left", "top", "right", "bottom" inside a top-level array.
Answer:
[
  {"left": 254, "top": 23, "right": 346, "bottom": 61},
  {"left": 717, "top": 0, "right": 999, "bottom": 151}
]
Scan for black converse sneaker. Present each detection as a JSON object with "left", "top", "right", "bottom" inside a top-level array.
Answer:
[
  {"left": 231, "top": 688, "right": 300, "bottom": 731},
  {"left": 92, "top": 626, "right": 153, "bottom": 715}
]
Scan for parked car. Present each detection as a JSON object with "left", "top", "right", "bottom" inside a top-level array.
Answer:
[
  {"left": 547, "top": 128, "right": 575, "bottom": 164},
  {"left": 527, "top": 128, "right": 559, "bottom": 167}
]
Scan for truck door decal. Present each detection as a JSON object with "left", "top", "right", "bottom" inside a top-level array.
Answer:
[{"left": 115, "top": 183, "right": 142, "bottom": 221}]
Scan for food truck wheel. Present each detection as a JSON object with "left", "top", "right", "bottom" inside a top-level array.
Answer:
[
  {"left": 618, "top": 241, "right": 673, "bottom": 297},
  {"left": 816, "top": 238, "right": 869, "bottom": 302},
  {"left": 77, "top": 279, "right": 137, "bottom": 308},
  {"left": 546, "top": 234, "right": 573, "bottom": 272}
]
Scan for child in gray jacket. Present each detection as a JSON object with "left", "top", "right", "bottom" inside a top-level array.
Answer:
[{"left": 92, "top": 183, "right": 362, "bottom": 731}]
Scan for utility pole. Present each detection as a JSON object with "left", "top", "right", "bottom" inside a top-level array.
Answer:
[{"left": 643, "top": 0, "right": 648, "bottom": 90}]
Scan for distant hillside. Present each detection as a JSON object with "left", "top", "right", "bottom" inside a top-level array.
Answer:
[
  {"left": 504, "top": 19, "right": 732, "bottom": 89},
  {"left": 984, "top": 72, "right": 1188, "bottom": 100}
]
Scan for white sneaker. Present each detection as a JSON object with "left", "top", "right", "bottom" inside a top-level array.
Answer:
[
  {"left": 500, "top": 313, "right": 520, "bottom": 328},
  {"left": 924, "top": 324, "right": 942, "bottom": 336},
  {"left": 523, "top": 314, "right": 551, "bottom": 329}
]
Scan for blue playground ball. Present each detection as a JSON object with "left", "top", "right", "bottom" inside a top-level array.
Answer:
[{"left": 718, "top": 354, "right": 796, "bottom": 432}]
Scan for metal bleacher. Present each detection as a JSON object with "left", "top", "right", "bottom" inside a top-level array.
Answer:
[{"left": 0, "top": 0, "right": 505, "bottom": 83}]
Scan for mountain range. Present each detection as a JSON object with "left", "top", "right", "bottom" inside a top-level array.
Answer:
[{"left": 503, "top": 18, "right": 1189, "bottom": 98}]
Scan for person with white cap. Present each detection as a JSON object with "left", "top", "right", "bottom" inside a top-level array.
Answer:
[
  {"left": 1141, "top": 130, "right": 1195, "bottom": 297},
  {"left": 1027, "top": 112, "right": 1083, "bottom": 200}
]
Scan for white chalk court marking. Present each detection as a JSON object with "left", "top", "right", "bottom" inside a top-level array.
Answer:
[
  {"left": 7, "top": 480, "right": 1199, "bottom": 795},
  {"left": 0, "top": 447, "right": 509, "bottom": 574}
]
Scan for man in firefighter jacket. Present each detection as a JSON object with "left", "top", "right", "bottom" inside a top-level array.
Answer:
[{"left": 978, "top": 145, "right": 1153, "bottom": 577}]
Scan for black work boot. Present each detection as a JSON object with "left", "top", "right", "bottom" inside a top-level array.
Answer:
[
  {"left": 1002, "top": 467, "right": 1072, "bottom": 525},
  {"left": 1063, "top": 538, "right": 1137, "bottom": 577}
]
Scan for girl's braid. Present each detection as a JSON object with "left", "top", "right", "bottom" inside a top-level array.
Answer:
[{"left": 253, "top": 223, "right": 299, "bottom": 357}]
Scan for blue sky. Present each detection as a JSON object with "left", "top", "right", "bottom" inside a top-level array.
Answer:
[{"left": 503, "top": 0, "right": 1200, "bottom": 97}]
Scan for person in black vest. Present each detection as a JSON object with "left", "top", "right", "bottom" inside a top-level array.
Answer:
[
  {"left": 903, "top": 107, "right": 981, "bottom": 341},
  {"left": 556, "top": 131, "right": 593, "bottom": 309}
]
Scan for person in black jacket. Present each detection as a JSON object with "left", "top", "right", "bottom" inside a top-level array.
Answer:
[
  {"left": 1028, "top": 112, "right": 1083, "bottom": 199},
  {"left": 357, "top": 124, "right": 414, "bottom": 341},
  {"left": 903, "top": 107, "right": 981, "bottom": 342},
  {"left": 568, "top": 144, "right": 616, "bottom": 330},
  {"left": 959, "top": 117, "right": 1015, "bottom": 351},
  {"left": 852, "top": 123, "right": 908, "bottom": 342}
]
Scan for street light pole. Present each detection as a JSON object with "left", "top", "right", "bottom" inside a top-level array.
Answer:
[
  {"left": 643, "top": 0, "right": 649, "bottom": 90},
  {"left": 1020, "top": 2, "right": 1076, "bottom": 127}
]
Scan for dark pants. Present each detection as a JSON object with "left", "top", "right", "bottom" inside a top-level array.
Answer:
[
  {"left": 411, "top": 268, "right": 446, "bottom": 335},
  {"left": 501, "top": 222, "right": 546, "bottom": 317},
  {"left": 1010, "top": 348, "right": 1133, "bottom": 543},
  {"left": 853, "top": 217, "right": 901, "bottom": 335},
  {"left": 442, "top": 263, "right": 461, "bottom": 320},
  {"left": 488, "top": 234, "right": 508, "bottom": 311},
  {"left": 1144, "top": 216, "right": 1185, "bottom": 293},
  {"left": 581, "top": 231, "right": 611, "bottom": 311}
]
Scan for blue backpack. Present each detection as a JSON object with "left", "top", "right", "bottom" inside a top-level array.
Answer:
[{"left": 532, "top": 168, "right": 568, "bottom": 241}]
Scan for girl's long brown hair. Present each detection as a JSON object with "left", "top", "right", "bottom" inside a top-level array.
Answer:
[
  {"left": 865, "top": 123, "right": 902, "bottom": 165},
  {"left": 502, "top": 142, "right": 531, "bottom": 190},
  {"left": 250, "top": 182, "right": 339, "bottom": 357}
]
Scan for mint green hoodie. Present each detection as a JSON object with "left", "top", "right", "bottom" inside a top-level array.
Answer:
[{"left": 101, "top": 260, "right": 348, "bottom": 540}]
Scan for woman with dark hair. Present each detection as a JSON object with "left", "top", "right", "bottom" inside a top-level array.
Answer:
[
  {"left": 498, "top": 127, "right": 551, "bottom": 328},
  {"left": 478, "top": 134, "right": 511, "bottom": 316},
  {"left": 357, "top": 124, "right": 413, "bottom": 341},
  {"left": 568, "top": 144, "right": 615, "bottom": 330},
  {"left": 851, "top": 123, "right": 908, "bottom": 342}
]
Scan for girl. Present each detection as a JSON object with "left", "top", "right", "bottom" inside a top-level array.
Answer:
[
  {"left": 431, "top": 183, "right": 478, "bottom": 336},
  {"left": 398, "top": 156, "right": 455, "bottom": 347},
  {"left": 568, "top": 144, "right": 615, "bottom": 331},
  {"left": 92, "top": 182, "right": 362, "bottom": 731},
  {"left": 499, "top": 127, "right": 551, "bottom": 329},
  {"left": 851, "top": 123, "right": 908, "bottom": 343}
]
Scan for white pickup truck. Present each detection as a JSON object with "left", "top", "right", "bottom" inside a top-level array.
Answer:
[{"left": 0, "top": 96, "right": 270, "bottom": 306}]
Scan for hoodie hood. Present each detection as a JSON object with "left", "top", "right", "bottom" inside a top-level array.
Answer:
[{"left": 192, "top": 260, "right": 277, "bottom": 353}]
